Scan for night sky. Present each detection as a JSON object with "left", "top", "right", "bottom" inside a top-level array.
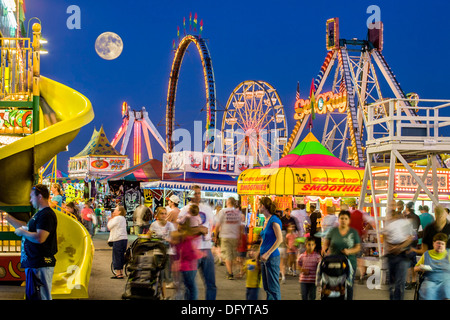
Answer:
[{"left": 25, "top": 0, "right": 450, "bottom": 173}]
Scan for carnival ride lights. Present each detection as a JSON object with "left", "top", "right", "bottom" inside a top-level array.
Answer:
[
  {"left": 166, "top": 16, "right": 216, "bottom": 153},
  {"left": 222, "top": 80, "right": 287, "bottom": 166},
  {"left": 284, "top": 18, "right": 419, "bottom": 168},
  {"left": 111, "top": 102, "right": 167, "bottom": 166}
]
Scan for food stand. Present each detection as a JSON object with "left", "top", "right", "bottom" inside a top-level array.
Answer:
[
  {"left": 68, "top": 126, "right": 130, "bottom": 202},
  {"left": 140, "top": 151, "right": 253, "bottom": 211},
  {"left": 237, "top": 132, "right": 365, "bottom": 244}
]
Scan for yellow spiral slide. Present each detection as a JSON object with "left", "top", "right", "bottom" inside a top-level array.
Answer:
[{"left": 0, "top": 76, "right": 95, "bottom": 298}]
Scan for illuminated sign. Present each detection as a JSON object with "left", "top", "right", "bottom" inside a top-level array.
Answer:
[
  {"left": 0, "top": 109, "right": 32, "bottom": 134},
  {"left": 298, "top": 184, "right": 361, "bottom": 196},
  {"left": 326, "top": 18, "right": 339, "bottom": 51},
  {"left": 294, "top": 91, "right": 347, "bottom": 120},
  {"left": 373, "top": 168, "right": 450, "bottom": 193},
  {"left": 69, "top": 156, "right": 129, "bottom": 177},
  {"left": 163, "top": 151, "right": 253, "bottom": 176}
]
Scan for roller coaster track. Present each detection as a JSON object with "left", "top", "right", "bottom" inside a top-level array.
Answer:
[{"left": 166, "top": 35, "right": 216, "bottom": 152}]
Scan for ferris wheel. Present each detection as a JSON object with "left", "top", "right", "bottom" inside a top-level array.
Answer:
[{"left": 221, "top": 80, "right": 287, "bottom": 166}]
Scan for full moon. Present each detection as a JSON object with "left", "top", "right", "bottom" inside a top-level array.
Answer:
[{"left": 95, "top": 32, "right": 123, "bottom": 60}]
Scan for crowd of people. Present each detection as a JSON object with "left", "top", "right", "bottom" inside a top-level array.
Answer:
[
  {"left": 107, "top": 187, "right": 450, "bottom": 301},
  {"left": 8, "top": 181, "right": 450, "bottom": 301}
]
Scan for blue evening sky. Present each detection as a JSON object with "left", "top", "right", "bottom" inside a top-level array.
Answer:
[{"left": 26, "top": 0, "right": 450, "bottom": 173}]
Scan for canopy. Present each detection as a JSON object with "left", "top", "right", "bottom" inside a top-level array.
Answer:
[
  {"left": 44, "top": 169, "right": 69, "bottom": 179},
  {"left": 99, "top": 158, "right": 164, "bottom": 182},
  {"left": 74, "top": 125, "right": 122, "bottom": 157},
  {"left": 141, "top": 172, "right": 238, "bottom": 192},
  {"left": 237, "top": 132, "right": 364, "bottom": 196}
]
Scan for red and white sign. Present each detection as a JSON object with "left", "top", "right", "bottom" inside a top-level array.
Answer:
[{"left": 163, "top": 151, "right": 253, "bottom": 176}]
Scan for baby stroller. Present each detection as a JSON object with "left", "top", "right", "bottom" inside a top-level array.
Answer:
[
  {"left": 122, "top": 238, "right": 168, "bottom": 300},
  {"left": 316, "top": 254, "right": 353, "bottom": 300}
]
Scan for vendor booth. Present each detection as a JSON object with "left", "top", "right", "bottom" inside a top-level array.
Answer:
[
  {"left": 238, "top": 132, "right": 365, "bottom": 245},
  {"left": 99, "top": 158, "right": 167, "bottom": 231},
  {"left": 67, "top": 125, "right": 130, "bottom": 204},
  {"left": 372, "top": 165, "right": 450, "bottom": 214},
  {"left": 140, "top": 151, "right": 252, "bottom": 213},
  {"left": 68, "top": 126, "right": 130, "bottom": 180}
]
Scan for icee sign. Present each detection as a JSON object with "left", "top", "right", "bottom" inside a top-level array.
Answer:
[{"left": 163, "top": 151, "right": 253, "bottom": 176}]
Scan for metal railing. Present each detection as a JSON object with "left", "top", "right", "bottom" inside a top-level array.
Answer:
[
  {"left": 366, "top": 98, "right": 450, "bottom": 147},
  {"left": 0, "top": 37, "right": 33, "bottom": 100}
]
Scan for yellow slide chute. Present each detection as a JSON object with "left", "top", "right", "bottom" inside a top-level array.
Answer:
[{"left": 0, "top": 76, "right": 95, "bottom": 298}]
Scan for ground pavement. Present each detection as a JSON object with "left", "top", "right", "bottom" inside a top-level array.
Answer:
[{"left": 0, "top": 232, "right": 414, "bottom": 300}]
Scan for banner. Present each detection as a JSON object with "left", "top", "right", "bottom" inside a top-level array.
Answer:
[
  {"left": 163, "top": 151, "right": 253, "bottom": 176},
  {"left": 69, "top": 156, "right": 129, "bottom": 177},
  {"left": 274, "top": 196, "right": 292, "bottom": 211}
]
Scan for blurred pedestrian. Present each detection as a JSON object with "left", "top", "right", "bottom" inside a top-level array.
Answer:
[
  {"left": 286, "top": 224, "right": 299, "bottom": 276},
  {"left": 413, "top": 205, "right": 450, "bottom": 255},
  {"left": 236, "top": 212, "right": 248, "bottom": 278},
  {"left": 81, "top": 200, "right": 94, "bottom": 237},
  {"left": 171, "top": 204, "right": 208, "bottom": 300},
  {"left": 258, "top": 197, "right": 283, "bottom": 300},
  {"left": 383, "top": 202, "right": 414, "bottom": 300},
  {"left": 404, "top": 201, "right": 421, "bottom": 290},
  {"left": 107, "top": 205, "right": 128, "bottom": 279},
  {"left": 290, "top": 204, "right": 310, "bottom": 237},
  {"left": 345, "top": 200, "right": 376, "bottom": 284},
  {"left": 291, "top": 203, "right": 310, "bottom": 254},
  {"left": 177, "top": 185, "right": 217, "bottom": 300},
  {"left": 309, "top": 203, "right": 322, "bottom": 253},
  {"left": 133, "top": 200, "right": 152, "bottom": 234},
  {"left": 215, "top": 197, "right": 242, "bottom": 280},
  {"left": 321, "top": 206, "right": 339, "bottom": 238},
  {"left": 166, "top": 194, "right": 181, "bottom": 229},
  {"left": 149, "top": 206, "right": 175, "bottom": 299}
]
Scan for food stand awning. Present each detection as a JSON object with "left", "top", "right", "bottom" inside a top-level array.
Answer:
[
  {"left": 141, "top": 172, "right": 238, "bottom": 192},
  {"left": 99, "top": 158, "right": 166, "bottom": 182},
  {"left": 238, "top": 132, "right": 364, "bottom": 196}
]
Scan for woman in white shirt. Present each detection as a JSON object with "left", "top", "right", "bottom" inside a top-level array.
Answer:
[{"left": 108, "top": 206, "right": 128, "bottom": 279}]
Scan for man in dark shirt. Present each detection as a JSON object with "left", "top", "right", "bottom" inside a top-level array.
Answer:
[
  {"left": 421, "top": 205, "right": 450, "bottom": 251},
  {"left": 309, "top": 203, "right": 322, "bottom": 253},
  {"left": 412, "top": 205, "right": 450, "bottom": 258},
  {"left": 281, "top": 208, "right": 298, "bottom": 232},
  {"left": 6, "top": 184, "right": 58, "bottom": 300}
]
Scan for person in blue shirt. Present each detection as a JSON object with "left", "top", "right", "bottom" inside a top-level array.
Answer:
[
  {"left": 418, "top": 205, "right": 435, "bottom": 244},
  {"left": 50, "top": 183, "right": 63, "bottom": 211},
  {"left": 258, "top": 197, "right": 283, "bottom": 300}
]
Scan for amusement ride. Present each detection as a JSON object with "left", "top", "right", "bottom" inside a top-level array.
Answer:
[
  {"left": 283, "top": 18, "right": 422, "bottom": 168},
  {"left": 222, "top": 80, "right": 287, "bottom": 166}
]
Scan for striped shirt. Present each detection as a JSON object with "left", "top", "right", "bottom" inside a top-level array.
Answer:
[{"left": 297, "top": 251, "right": 321, "bottom": 283}]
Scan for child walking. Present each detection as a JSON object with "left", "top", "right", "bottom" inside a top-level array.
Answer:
[
  {"left": 243, "top": 245, "right": 262, "bottom": 300},
  {"left": 297, "top": 237, "right": 322, "bottom": 300},
  {"left": 286, "top": 224, "right": 299, "bottom": 276}
]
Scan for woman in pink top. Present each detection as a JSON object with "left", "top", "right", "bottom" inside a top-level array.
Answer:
[{"left": 171, "top": 204, "right": 207, "bottom": 300}]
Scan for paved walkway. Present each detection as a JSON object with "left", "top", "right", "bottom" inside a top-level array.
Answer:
[{"left": 0, "top": 232, "right": 415, "bottom": 300}]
